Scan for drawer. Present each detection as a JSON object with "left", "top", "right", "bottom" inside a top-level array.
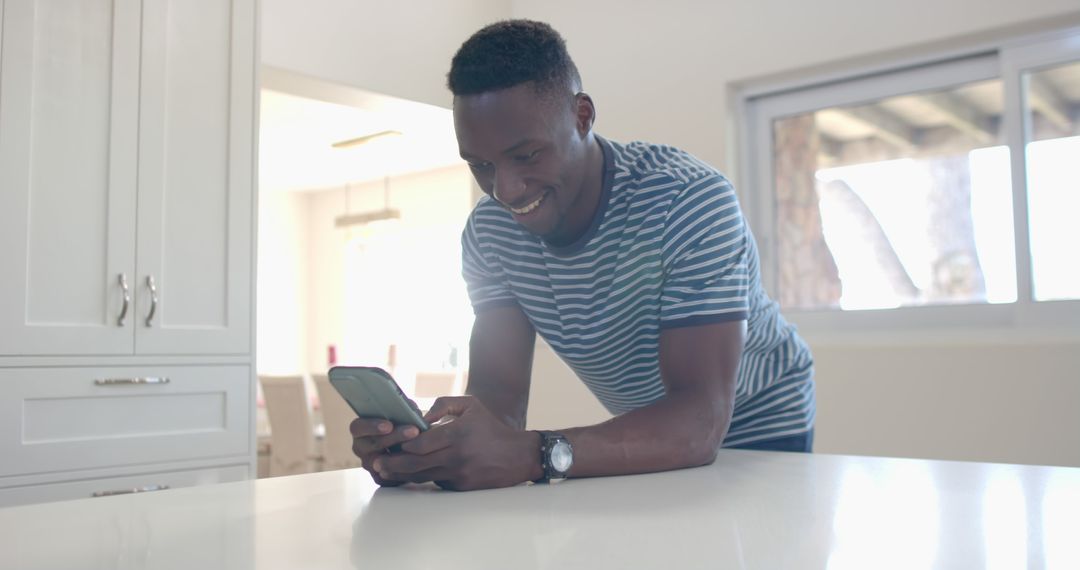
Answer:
[
  {"left": 0, "top": 464, "right": 249, "bottom": 508},
  {"left": 0, "top": 366, "right": 251, "bottom": 477}
]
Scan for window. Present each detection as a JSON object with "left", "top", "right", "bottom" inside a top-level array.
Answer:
[
  {"left": 743, "top": 29, "right": 1080, "bottom": 329},
  {"left": 771, "top": 78, "right": 1015, "bottom": 311}
]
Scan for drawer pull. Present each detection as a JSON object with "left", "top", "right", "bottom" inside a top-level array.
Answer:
[
  {"left": 92, "top": 484, "right": 171, "bottom": 498},
  {"left": 94, "top": 377, "right": 171, "bottom": 386}
]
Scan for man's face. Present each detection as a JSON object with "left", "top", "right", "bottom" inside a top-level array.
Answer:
[{"left": 454, "top": 83, "right": 593, "bottom": 243}]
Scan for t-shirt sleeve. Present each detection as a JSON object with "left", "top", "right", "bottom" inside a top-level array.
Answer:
[
  {"left": 660, "top": 173, "right": 750, "bottom": 329},
  {"left": 461, "top": 210, "right": 518, "bottom": 314}
]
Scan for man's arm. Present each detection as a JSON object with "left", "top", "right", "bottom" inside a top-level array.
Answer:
[
  {"left": 463, "top": 305, "right": 536, "bottom": 430},
  {"left": 557, "top": 319, "right": 742, "bottom": 477},
  {"left": 374, "top": 318, "right": 742, "bottom": 489}
]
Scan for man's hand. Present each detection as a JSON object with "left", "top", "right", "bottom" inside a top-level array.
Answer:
[
  {"left": 370, "top": 396, "right": 541, "bottom": 491},
  {"left": 349, "top": 417, "right": 422, "bottom": 487}
]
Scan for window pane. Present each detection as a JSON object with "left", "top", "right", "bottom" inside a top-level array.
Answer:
[
  {"left": 1024, "top": 61, "right": 1080, "bottom": 302},
  {"left": 773, "top": 79, "right": 1017, "bottom": 311}
]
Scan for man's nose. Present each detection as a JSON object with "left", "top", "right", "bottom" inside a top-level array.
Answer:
[{"left": 492, "top": 170, "right": 527, "bottom": 206}]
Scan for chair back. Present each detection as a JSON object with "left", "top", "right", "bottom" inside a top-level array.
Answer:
[{"left": 259, "top": 375, "right": 318, "bottom": 476}]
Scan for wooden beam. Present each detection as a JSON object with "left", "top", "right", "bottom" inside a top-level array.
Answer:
[
  {"left": 1027, "top": 75, "right": 1073, "bottom": 133},
  {"left": 922, "top": 92, "right": 995, "bottom": 145},
  {"left": 818, "top": 134, "right": 843, "bottom": 165},
  {"left": 833, "top": 105, "right": 917, "bottom": 151}
]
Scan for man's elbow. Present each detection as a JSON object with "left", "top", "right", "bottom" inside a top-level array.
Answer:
[
  {"left": 686, "top": 432, "right": 723, "bottom": 467},
  {"left": 669, "top": 390, "right": 732, "bottom": 468},
  {"left": 683, "top": 415, "right": 728, "bottom": 467}
]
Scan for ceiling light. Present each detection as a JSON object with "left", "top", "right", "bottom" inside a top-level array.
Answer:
[
  {"left": 334, "top": 208, "right": 400, "bottom": 227},
  {"left": 334, "top": 178, "right": 402, "bottom": 228},
  {"left": 330, "top": 130, "right": 403, "bottom": 149}
]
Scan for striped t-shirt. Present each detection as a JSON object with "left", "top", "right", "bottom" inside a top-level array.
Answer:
[{"left": 461, "top": 137, "right": 814, "bottom": 446}]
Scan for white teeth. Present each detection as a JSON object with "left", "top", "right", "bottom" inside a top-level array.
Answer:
[{"left": 510, "top": 193, "right": 546, "bottom": 215}]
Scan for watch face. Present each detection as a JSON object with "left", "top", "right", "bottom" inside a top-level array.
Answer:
[{"left": 550, "top": 440, "right": 573, "bottom": 473}]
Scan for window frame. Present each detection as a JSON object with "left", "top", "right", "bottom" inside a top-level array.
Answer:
[{"left": 737, "top": 26, "right": 1080, "bottom": 336}]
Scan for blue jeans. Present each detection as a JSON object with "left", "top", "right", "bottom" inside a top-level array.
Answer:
[{"left": 727, "top": 429, "right": 814, "bottom": 453}]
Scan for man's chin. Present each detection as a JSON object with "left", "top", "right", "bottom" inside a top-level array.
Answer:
[
  {"left": 537, "top": 226, "right": 579, "bottom": 248},
  {"left": 515, "top": 218, "right": 557, "bottom": 240},
  {"left": 513, "top": 213, "right": 572, "bottom": 246}
]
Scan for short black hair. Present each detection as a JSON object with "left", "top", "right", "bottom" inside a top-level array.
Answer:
[{"left": 447, "top": 20, "right": 581, "bottom": 97}]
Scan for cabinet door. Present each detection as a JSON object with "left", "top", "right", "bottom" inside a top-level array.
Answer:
[
  {"left": 134, "top": 0, "right": 256, "bottom": 355},
  {"left": 0, "top": 0, "right": 140, "bottom": 355}
]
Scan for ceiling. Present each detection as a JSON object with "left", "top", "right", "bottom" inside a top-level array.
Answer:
[
  {"left": 258, "top": 88, "right": 464, "bottom": 193},
  {"left": 812, "top": 62, "right": 1080, "bottom": 149}
]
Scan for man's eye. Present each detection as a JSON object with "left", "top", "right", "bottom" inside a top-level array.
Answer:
[
  {"left": 469, "top": 161, "right": 493, "bottom": 170},
  {"left": 516, "top": 150, "right": 540, "bottom": 162}
]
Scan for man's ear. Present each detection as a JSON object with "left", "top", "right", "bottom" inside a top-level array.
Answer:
[{"left": 574, "top": 92, "right": 596, "bottom": 137}]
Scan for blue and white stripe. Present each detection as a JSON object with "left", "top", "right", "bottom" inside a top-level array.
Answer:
[{"left": 462, "top": 138, "right": 814, "bottom": 446}]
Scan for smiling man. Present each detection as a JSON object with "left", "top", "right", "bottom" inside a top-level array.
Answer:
[{"left": 350, "top": 20, "right": 815, "bottom": 491}]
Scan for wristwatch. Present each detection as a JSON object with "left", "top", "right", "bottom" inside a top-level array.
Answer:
[{"left": 534, "top": 431, "right": 573, "bottom": 483}]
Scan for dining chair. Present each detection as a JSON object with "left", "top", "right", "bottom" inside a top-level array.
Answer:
[{"left": 258, "top": 375, "right": 321, "bottom": 476}]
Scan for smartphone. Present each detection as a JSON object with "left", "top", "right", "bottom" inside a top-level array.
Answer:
[{"left": 327, "top": 366, "right": 430, "bottom": 431}]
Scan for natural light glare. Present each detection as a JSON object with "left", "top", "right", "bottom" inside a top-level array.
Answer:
[
  {"left": 982, "top": 471, "right": 1029, "bottom": 570},
  {"left": 1042, "top": 470, "right": 1080, "bottom": 569},
  {"left": 827, "top": 462, "right": 940, "bottom": 570},
  {"left": 819, "top": 159, "right": 935, "bottom": 295},
  {"left": 817, "top": 159, "right": 934, "bottom": 310},
  {"left": 1027, "top": 136, "right": 1080, "bottom": 301},
  {"left": 816, "top": 149, "right": 1016, "bottom": 310}
]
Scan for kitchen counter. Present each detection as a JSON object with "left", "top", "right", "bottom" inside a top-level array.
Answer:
[{"left": 2, "top": 449, "right": 1078, "bottom": 569}]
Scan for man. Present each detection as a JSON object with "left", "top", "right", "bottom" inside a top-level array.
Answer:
[{"left": 350, "top": 20, "right": 815, "bottom": 491}]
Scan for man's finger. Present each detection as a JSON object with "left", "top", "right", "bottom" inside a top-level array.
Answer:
[
  {"left": 349, "top": 417, "right": 393, "bottom": 438},
  {"left": 375, "top": 448, "right": 455, "bottom": 479},
  {"left": 398, "top": 425, "right": 455, "bottom": 456},
  {"left": 351, "top": 425, "right": 420, "bottom": 456},
  {"left": 422, "top": 396, "right": 475, "bottom": 423}
]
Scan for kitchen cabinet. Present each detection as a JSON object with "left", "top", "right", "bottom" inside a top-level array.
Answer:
[
  {"left": 0, "top": 0, "right": 255, "bottom": 357},
  {"left": 0, "top": 0, "right": 258, "bottom": 506}
]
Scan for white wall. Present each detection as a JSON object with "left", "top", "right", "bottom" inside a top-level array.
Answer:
[
  {"left": 510, "top": 0, "right": 1080, "bottom": 466},
  {"left": 256, "top": 191, "right": 310, "bottom": 375},
  {"left": 261, "top": 0, "right": 511, "bottom": 109},
  {"left": 813, "top": 341, "right": 1080, "bottom": 467}
]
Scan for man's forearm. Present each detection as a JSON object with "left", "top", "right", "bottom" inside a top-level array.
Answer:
[{"left": 554, "top": 391, "right": 732, "bottom": 479}]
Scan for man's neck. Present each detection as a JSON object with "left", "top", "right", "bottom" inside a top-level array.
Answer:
[{"left": 544, "top": 135, "right": 605, "bottom": 248}]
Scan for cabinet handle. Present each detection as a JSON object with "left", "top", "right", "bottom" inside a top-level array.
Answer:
[
  {"left": 117, "top": 273, "right": 131, "bottom": 327},
  {"left": 145, "top": 275, "right": 158, "bottom": 327},
  {"left": 92, "top": 484, "right": 171, "bottom": 498},
  {"left": 94, "top": 377, "right": 171, "bottom": 386}
]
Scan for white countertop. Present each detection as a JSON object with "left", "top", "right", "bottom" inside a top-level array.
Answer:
[{"left": 2, "top": 450, "right": 1079, "bottom": 569}]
